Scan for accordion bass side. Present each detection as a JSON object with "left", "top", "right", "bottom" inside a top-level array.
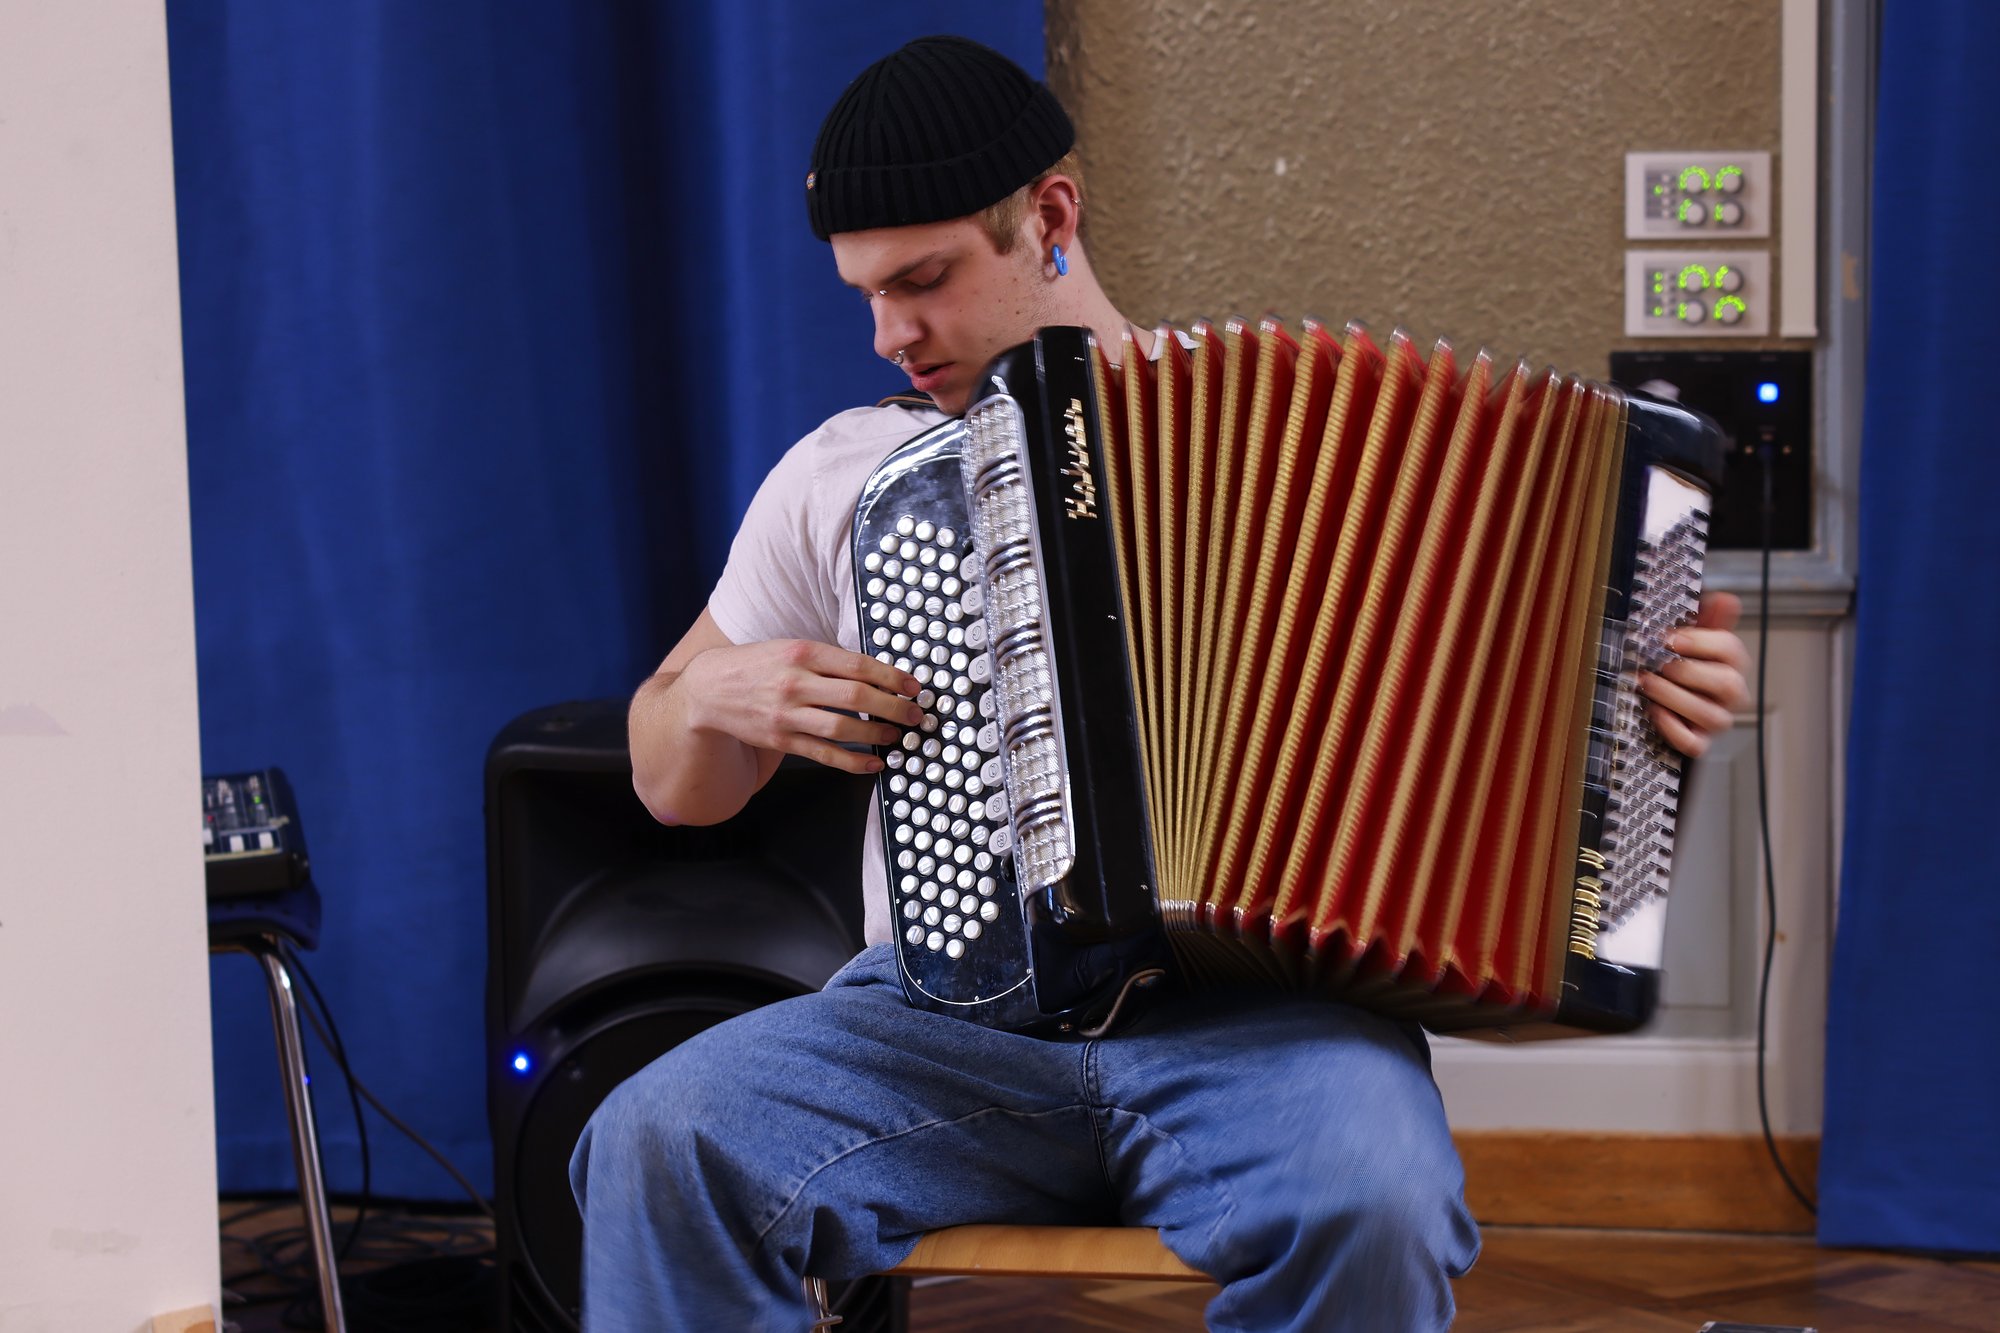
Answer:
[{"left": 853, "top": 321, "right": 1724, "bottom": 1038}]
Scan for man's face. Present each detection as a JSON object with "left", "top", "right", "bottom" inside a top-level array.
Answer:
[{"left": 832, "top": 214, "right": 1053, "bottom": 417}]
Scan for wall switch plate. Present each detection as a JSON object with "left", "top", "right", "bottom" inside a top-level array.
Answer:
[
  {"left": 1626, "top": 149, "right": 1772, "bottom": 239},
  {"left": 1625, "top": 250, "right": 1771, "bottom": 336}
]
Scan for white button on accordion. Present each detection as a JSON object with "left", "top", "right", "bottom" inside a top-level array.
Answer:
[{"left": 853, "top": 320, "right": 1723, "bottom": 1038}]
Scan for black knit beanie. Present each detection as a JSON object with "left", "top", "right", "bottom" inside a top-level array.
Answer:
[{"left": 806, "top": 35, "right": 1075, "bottom": 241}]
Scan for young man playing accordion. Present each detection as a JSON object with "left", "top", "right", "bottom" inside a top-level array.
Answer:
[{"left": 571, "top": 35, "right": 1750, "bottom": 1331}]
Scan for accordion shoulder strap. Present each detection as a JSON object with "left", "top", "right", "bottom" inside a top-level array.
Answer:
[{"left": 875, "top": 390, "right": 938, "bottom": 411}]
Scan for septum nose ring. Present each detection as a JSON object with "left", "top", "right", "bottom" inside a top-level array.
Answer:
[{"left": 894, "top": 349, "right": 907, "bottom": 367}]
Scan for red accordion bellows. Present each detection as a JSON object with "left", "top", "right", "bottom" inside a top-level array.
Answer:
[{"left": 1089, "top": 318, "right": 1627, "bottom": 1018}]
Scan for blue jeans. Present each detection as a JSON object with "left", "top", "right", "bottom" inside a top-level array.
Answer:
[{"left": 571, "top": 944, "right": 1479, "bottom": 1331}]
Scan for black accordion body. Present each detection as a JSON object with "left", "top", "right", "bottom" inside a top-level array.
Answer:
[{"left": 852, "top": 322, "right": 1724, "bottom": 1038}]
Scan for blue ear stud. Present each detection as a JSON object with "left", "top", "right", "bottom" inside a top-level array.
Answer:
[{"left": 1052, "top": 243, "right": 1069, "bottom": 277}]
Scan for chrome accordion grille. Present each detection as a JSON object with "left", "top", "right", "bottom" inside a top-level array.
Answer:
[{"left": 963, "top": 393, "right": 1075, "bottom": 894}]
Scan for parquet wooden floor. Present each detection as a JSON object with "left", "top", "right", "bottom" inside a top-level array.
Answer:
[
  {"left": 219, "top": 1201, "right": 2000, "bottom": 1330},
  {"left": 907, "top": 1227, "right": 2000, "bottom": 1332}
]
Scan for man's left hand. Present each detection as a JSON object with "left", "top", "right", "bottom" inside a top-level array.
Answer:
[{"left": 1637, "top": 590, "right": 1750, "bottom": 758}]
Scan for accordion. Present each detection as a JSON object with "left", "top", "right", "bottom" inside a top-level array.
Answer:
[{"left": 853, "top": 320, "right": 1723, "bottom": 1039}]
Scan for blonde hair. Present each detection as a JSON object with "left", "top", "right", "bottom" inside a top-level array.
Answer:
[{"left": 975, "top": 149, "right": 1086, "bottom": 254}]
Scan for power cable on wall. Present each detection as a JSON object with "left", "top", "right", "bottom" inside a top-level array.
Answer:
[{"left": 1753, "top": 444, "right": 1818, "bottom": 1218}]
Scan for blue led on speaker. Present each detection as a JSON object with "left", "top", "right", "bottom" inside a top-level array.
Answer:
[
  {"left": 511, "top": 1051, "right": 533, "bottom": 1076},
  {"left": 1757, "top": 382, "right": 1780, "bottom": 404}
]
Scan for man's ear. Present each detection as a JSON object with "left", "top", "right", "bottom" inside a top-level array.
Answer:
[{"left": 1027, "top": 173, "right": 1082, "bottom": 253}]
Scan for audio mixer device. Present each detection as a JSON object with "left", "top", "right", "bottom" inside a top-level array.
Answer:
[{"left": 203, "top": 768, "right": 311, "bottom": 899}]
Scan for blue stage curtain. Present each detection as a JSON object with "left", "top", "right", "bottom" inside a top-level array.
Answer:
[
  {"left": 167, "top": 2, "right": 1046, "bottom": 1198},
  {"left": 1819, "top": 3, "right": 2000, "bottom": 1255}
]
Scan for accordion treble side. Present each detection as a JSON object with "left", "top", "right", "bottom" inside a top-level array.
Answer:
[{"left": 854, "top": 322, "right": 1724, "bottom": 1038}]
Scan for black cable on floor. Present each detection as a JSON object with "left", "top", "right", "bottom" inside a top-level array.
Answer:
[
  {"left": 219, "top": 944, "right": 499, "bottom": 1328},
  {"left": 281, "top": 945, "right": 494, "bottom": 1218},
  {"left": 217, "top": 1203, "right": 495, "bottom": 1331}
]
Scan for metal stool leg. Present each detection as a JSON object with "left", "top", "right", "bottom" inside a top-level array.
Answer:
[
  {"left": 251, "top": 936, "right": 347, "bottom": 1333},
  {"left": 803, "top": 1275, "right": 841, "bottom": 1329}
]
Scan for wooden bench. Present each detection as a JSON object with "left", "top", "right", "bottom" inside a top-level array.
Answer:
[{"left": 806, "top": 1225, "right": 1208, "bottom": 1327}]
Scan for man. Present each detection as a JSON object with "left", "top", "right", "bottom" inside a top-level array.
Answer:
[{"left": 571, "top": 35, "right": 1749, "bottom": 1331}]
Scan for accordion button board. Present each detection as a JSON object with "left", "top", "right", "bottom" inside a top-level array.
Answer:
[
  {"left": 854, "top": 420, "right": 1043, "bottom": 1029},
  {"left": 1586, "top": 472, "right": 1710, "bottom": 967}
]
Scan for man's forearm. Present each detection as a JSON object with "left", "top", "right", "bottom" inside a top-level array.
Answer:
[{"left": 628, "top": 669, "right": 769, "bottom": 826}]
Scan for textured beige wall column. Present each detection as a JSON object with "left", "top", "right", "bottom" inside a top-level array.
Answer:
[
  {"left": 0, "top": 0, "right": 220, "bottom": 1324},
  {"left": 1044, "top": 3, "right": 1826, "bottom": 1139},
  {"left": 1047, "top": 1, "right": 1783, "bottom": 374}
]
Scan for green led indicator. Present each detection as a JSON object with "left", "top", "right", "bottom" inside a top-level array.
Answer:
[
  {"left": 1678, "top": 165, "right": 1713, "bottom": 192},
  {"left": 1678, "top": 198, "right": 1704, "bottom": 224},
  {"left": 1717, "top": 165, "right": 1744, "bottom": 188},
  {"left": 1715, "top": 295, "right": 1747, "bottom": 318},
  {"left": 1678, "top": 264, "right": 1712, "bottom": 291}
]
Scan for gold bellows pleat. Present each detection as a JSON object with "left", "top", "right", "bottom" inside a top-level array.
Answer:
[{"left": 1092, "top": 319, "right": 1625, "bottom": 1015}]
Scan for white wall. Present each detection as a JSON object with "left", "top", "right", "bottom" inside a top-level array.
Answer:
[{"left": 0, "top": 2, "right": 219, "bottom": 1327}]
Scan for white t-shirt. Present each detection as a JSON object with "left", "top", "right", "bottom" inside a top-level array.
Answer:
[{"left": 707, "top": 400, "right": 950, "bottom": 946}]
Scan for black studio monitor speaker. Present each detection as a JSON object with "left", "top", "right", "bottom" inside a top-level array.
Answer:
[{"left": 484, "top": 699, "right": 904, "bottom": 1331}]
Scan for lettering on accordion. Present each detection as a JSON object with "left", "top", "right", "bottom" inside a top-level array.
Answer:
[
  {"left": 1060, "top": 397, "right": 1098, "bottom": 520},
  {"left": 1570, "top": 847, "right": 1608, "bottom": 959},
  {"left": 1570, "top": 867, "right": 1607, "bottom": 960}
]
